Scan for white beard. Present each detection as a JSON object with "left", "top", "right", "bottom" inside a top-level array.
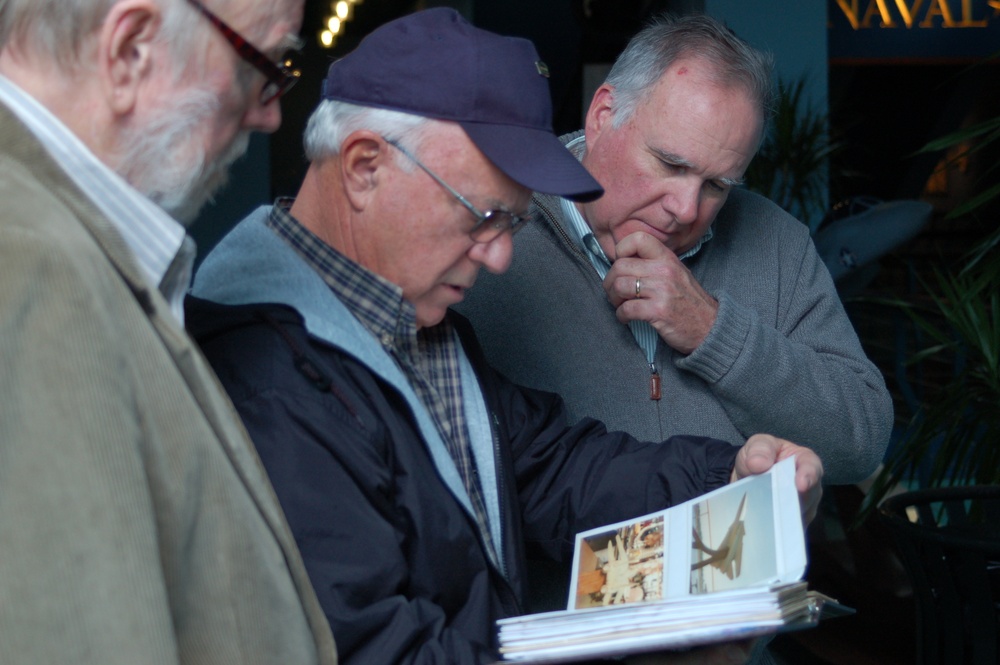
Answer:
[{"left": 117, "top": 86, "right": 251, "bottom": 226}]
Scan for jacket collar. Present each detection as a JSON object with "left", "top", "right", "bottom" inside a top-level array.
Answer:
[{"left": 191, "top": 208, "right": 486, "bottom": 530}]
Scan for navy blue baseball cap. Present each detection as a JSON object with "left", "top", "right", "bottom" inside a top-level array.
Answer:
[{"left": 320, "top": 8, "right": 603, "bottom": 202}]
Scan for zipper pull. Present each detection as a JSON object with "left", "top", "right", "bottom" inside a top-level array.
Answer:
[{"left": 649, "top": 363, "right": 661, "bottom": 401}]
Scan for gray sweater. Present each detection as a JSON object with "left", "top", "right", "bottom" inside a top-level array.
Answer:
[{"left": 458, "top": 158, "right": 892, "bottom": 485}]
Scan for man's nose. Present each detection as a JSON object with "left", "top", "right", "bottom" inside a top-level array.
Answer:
[
  {"left": 469, "top": 231, "right": 514, "bottom": 275},
  {"left": 662, "top": 178, "right": 701, "bottom": 226},
  {"left": 242, "top": 95, "right": 283, "bottom": 134}
]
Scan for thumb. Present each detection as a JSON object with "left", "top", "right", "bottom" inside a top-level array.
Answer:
[{"left": 734, "top": 434, "right": 780, "bottom": 480}]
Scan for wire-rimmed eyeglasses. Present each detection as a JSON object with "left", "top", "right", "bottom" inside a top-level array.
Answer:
[
  {"left": 185, "top": 0, "right": 301, "bottom": 105},
  {"left": 384, "top": 138, "right": 529, "bottom": 244}
]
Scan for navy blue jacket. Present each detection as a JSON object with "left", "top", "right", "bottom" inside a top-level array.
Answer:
[{"left": 186, "top": 208, "right": 739, "bottom": 665}]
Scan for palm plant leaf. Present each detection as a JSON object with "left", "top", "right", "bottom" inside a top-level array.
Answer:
[
  {"left": 744, "top": 76, "right": 841, "bottom": 232},
  {"left": 862, "top": 263, "right": 1000, "bottom": 516}
]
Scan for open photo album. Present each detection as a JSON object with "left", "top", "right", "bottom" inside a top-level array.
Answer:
[{"left": 496, "top": 457, "right": 851, "bottom": 663}]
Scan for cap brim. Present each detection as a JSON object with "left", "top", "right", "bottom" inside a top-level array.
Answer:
[{"left": 459, "top": 123, "right": 603, "bottom": 202}]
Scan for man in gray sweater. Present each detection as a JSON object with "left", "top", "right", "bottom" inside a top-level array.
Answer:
[{"left": 458, "top": 13, "right": 892, "bottom": 487}]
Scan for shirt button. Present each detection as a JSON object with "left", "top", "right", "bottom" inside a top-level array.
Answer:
[{"left": 380, "top": 333, "right": 393, "bottom": 347}]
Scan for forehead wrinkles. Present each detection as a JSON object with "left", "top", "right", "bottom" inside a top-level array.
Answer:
[
  {"left": 644, "top": 138, "right": 744, "bottom": 188},
  {"left": 638, "top": 86, "right": 755, "bottom": 185}
]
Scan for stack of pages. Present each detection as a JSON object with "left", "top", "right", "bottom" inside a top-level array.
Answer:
[{"left": 497, "top": 458, "right": 849, "bottom": 663}]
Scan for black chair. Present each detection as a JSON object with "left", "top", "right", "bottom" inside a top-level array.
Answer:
[{"left": 879, "top": 486, "right": 1000, "bottom": 664}]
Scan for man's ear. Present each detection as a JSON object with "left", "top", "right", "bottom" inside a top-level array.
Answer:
[
  {"left": 99, "top": 0, "right": 162, "bottom": 115},
  {"left": 340, "top": 131, "right": 389, "bottom": 210},
  {"left": 584, "top": 84, "right": 616, "bottom": 143}
]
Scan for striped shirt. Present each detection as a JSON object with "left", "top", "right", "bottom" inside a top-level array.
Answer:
[
  {"left": 0, "top": 75, "right": 191, "bottom": 323},
  {"left": 266, "top": 199, "right": 500, "bottom": 565}
]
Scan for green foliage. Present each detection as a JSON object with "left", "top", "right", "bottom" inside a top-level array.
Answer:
[
  {"left": 744, "top": 76, "right": 842, "bottom": 233},
  {"left": 860, "top": 87, "right": 1000, "bottom": 517},
  {"left": 862, "top": 263, "right": 1000, "bottom": 515}
]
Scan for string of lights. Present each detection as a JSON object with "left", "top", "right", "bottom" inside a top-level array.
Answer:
[{"left": 319, "top": 0, "right": 365, "bottom": 48}]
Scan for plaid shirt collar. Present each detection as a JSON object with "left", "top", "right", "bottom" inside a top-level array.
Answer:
[
  {"left": 266, "top": 198, "right": 418, "bottom": 345},
  {"left": 265, "top": 199, "right": 500, "bottom": 567}
]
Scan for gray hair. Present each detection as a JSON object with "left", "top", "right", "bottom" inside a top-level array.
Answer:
[
  {"left": 0, "top": 0, "right": 232, "bottom": 78},
  {"left": 604, "top": 13, "right": 776, "bottom": 131},
  {"left": 303, "top": 99, "right": 434, "bottom": 165}
]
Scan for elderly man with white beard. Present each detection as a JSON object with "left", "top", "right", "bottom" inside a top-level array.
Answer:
[{"left": 0, "top": 1, "right": 338, "bottom": 664}]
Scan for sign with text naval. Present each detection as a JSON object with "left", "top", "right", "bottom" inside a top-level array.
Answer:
[{"left": 829, "top": 0, "right": 1000, "bottom": 61}]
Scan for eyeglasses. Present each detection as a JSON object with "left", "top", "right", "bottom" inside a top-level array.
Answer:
[
  {"left": 184, "top": 0, "right": 301, "bottom": 105},
  {"left": 384, "top": 138, "right": 529, "bottom": 243}
]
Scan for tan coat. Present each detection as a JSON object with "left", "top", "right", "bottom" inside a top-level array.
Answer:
[{"left": 0, "top": 103, "right": 337, "bottom": 665}]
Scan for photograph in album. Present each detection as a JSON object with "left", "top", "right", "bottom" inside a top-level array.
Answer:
[
  {"left": 569, "top": 457, "right": 800, "bottom": 608},
  {"left": 690, "top": 473, "right": 777, "bottom": 593}
]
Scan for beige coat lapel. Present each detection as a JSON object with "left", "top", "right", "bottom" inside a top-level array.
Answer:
[{"left": 0, "top": 103, "right": 323, "bottom": 619}]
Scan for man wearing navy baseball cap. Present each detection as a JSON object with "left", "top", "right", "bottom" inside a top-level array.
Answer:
[{"left": 187, "top": 8, "right": 823, "bottom": 665}]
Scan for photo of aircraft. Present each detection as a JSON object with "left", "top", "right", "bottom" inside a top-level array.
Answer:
[{"left": 690, "top": 493, "right": 748, "bottom": 581}]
